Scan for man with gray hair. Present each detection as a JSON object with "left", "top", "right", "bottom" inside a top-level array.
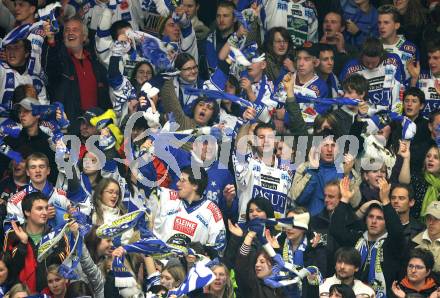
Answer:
[{"left": 44, "top": 15, "right": 112, "bottom": 133}]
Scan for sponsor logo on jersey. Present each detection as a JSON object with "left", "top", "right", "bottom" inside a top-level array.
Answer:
[
  {"left": 196, "top": 214, "right": 208, "bottom": 227},
  {"left": 173, "top": 216, "right": 197, "bottom": 236},
  {"left": 166, "top": 209, "right": 179, "bottom": 216},
  {"left": 207, "top": 202, "right": 222, "bottom": 222},
  {"left": 252, "top": 186, "right": 288, "bottom": 214},
  {"left": 403, "top": 44, "right": 416, "bottom": 53},
  {"left": 346, "top": 65, "right": 363, "bottom": 75},
  {"left": 10, "top": 191, "right": 26, "bottom": 205}
]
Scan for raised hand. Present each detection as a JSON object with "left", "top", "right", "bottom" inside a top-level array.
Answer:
[
  {"left": 282, "top": 73, "right": 295, "bottom": 98},
  {"left": 265, "top": 229, "right": 280, "bottom": 249},
  {"left": 12, "top": 221, "right": 28, "bottom": 244},
  {"left": 112, "top": 246, "right": 126, "bottom": 258},
  {"left": 391, "top": 281, "right": 406, "bottom": 298},
  {"left": 406, "top": 59, "right": 420, "bottom": 80},
  {"left": 398, "top": 140, "right": 410, "bottom": 159},
  {"left": 343, "top": 153, "right": 355, "bottom": 176},
  {"left": 340, "top": 176, "right": 353, "bottom": 203},
  {"left": 228, "top": 219, "right": 243, "bottom": 237},
  {"left": 308, "top": 146, "right": 320, "bottom": 169},
  {"left": 378, "top": 178, "right": 391, "bottom": 205},
  {"left": 223, "top": 184, "right": 236, "bottom": 208},
  {"left": 242, "top": 107, "right": 257, "bottom": 121}
]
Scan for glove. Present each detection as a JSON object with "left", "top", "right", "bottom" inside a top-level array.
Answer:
[
  {"left": 98, "top": 133, "right": 116, "bottom": 151},
  {"left": 54, "top": 102, "right": 70, "bottom": 128},
  {"left": 111, "top": 40, "right": 131, "bottom": 57}
]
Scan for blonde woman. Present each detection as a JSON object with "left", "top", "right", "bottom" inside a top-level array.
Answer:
[{"left": 205, "top": 263, "right": 234, "bottom": 298}]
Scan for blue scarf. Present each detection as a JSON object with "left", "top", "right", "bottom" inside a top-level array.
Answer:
[{"left": 356, "top": 233, "right": 387, "bottom": 298}]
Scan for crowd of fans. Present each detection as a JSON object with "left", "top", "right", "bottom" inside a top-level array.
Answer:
[{"left": 1, "top": 0, "right": 440, "bottom": 297}]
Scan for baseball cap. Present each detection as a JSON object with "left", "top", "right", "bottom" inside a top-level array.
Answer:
[
  {"left": 425, "top": 201, "right": 440, "bottom": 219},
  {"left": 13, "top": 97, "right": 40, "bottom": 111},
  {"left": 296, "top": 41, "right": 319, "bottom": 58},
  {"left": 78, "top": 107, "right": 104, "bottom": 124}
]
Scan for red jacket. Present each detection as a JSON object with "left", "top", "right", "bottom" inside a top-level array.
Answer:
[{"left": 3, "top": 226, "right": 68, "bottom": 293}]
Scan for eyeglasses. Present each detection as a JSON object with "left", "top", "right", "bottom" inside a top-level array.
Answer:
[
  {"left": 181, "top": 65, "right": 198, "bottom": 72},
  {"left": 104, "top": 190, "right": 120, "bottom": 196},
  {"left": 408, "top": 264, "right": 425, "bottom": 271}
]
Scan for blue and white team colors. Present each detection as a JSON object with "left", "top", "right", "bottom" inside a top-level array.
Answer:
[
  {"left": 340, "top": 53, "right": 406, "bottom": 113},
  {"left": 233, "top": 152, "right": 293, "bottom": 222},
  {"left": 153, "top": 187, "right": 226, "bottom": 252},
  {"left": 383, "top": 35, "right": 419, "bottom": 80},
  {"left": 417, "top": 70, "right": 440, "bottom": 116}
]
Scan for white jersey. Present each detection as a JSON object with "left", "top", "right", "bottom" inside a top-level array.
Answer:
[
  {"left": 233, "top": 152, "right": 293, "bottom": 222},
  {"left": 83, "top": 0, "right": 142, "bottom": 32},
  {"left": 0, "top": 62, "right": 48, "bottom": 108},
  {"left": 7, "top": 183, "right": 70, "bottom": 224},
  {"left": 153, "top": 187, "right": 226, "bottom": 252},
  {"left": 340, "top": 54, "right": 405, "bottom": 113},
  {"left": 417, "top": 70, "right": 440, "bottom": 117},
  {"left": 383, "top": 35, "right": 419, "bottom": 81},
  {"left": 262, "top": 0, "right": 318, "bottom": 47}
]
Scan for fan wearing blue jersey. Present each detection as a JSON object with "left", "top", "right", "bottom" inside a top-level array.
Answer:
[
  {"left": 275, "top": 43, "right": 329, "bottom": 131},
  {"left": 378, "top": 5, "right": 419, "bottom": 81},
  {"left": 340, "top": 37, "right": 405, "bottom": 114}
]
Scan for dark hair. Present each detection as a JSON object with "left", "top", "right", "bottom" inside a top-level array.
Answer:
[
  {"left": 253, "top": 122, "right": 275, "bottom": 136},
  {"left": 181, "top": 166, "right": 208, "bottom": 197},
  {"left": 408, "top": 248, "right": 435, "bottom": 272},
  {"left": 334, "top": 247, "right": 361, "bottom": 269},
  {"left": 175, "top": 53, "right": 196, "bottom": 70},
  {"left": 403, "top": 87, "right": 425, "bottom": 104},
  {"left": 318, "top": 43, "right": 334, "bottom": 55},
  {"left": 329, "top": 284, "right": 356, "bottom": 298},
  {"left": 405, "top": 294, "right": 426, "bottom": 298},
  {"left": 427, "top": 39, "right": 440, "bottom": 54},
  {"left": 378, "top": 4, "right": 401, "bottom": 23},
  {"left": 342, "top": 73, "right": 369, "bottom": 97},
  {"left": 92, "top": 177, "right": 126, "bottom": 225},
  {"left": 361, "top": 37, "right": 386, "bottom": 59},
  {"left": 130, "top": 61, "right": 154, "bottom": 87},
  {"left": 264, "top": 27, "right": 294, "bottom": 59},
  {"left": 110, "top": 20, "right": 132, "bottom": 41},
  {"left": 391, "top": 183, "right": 414, "bottom": 200},
  {"left": 245, "top": 196, "right": 275, "bottom": 222},
  {"left": 22, "top": 191, "right": 49, "bottom": 219},
  {"left": 190, "top": 97, "right": 220, "bottom": 126},
  {"left": 365, "top": 202, "right": 384, "bottom": 219}
]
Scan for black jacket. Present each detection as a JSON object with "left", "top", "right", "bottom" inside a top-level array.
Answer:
[
  {"left": 44, "top": 42, "right": 112, "bottom": 134},
  {"left": 329, "top": 202, "right": 406, "bottom": 297},
  {"left": 0, "top": 127, "right": 58, "bottom": 183}
]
